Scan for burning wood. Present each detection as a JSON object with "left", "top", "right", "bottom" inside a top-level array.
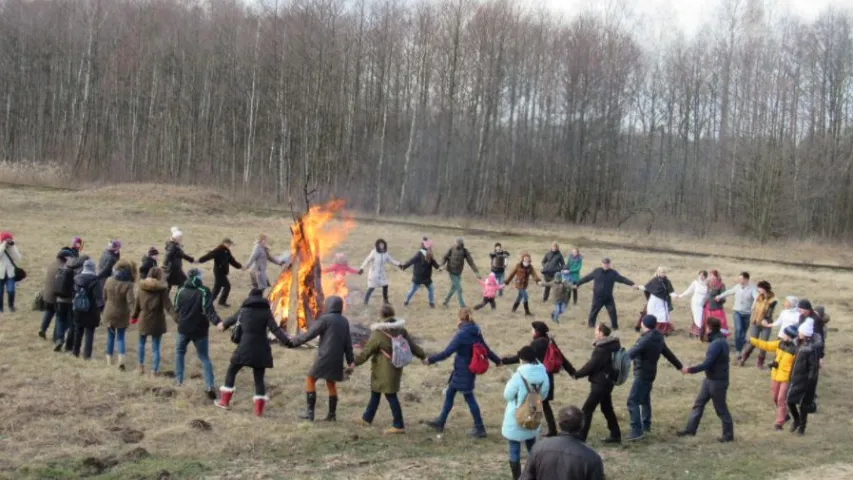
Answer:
[{"left": 268, "top": 198, "right": 354, "bottom": 333}]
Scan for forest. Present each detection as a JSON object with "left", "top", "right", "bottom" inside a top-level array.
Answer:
[{"left": 2, "top": 0, "right": 853, "bottom": 241}]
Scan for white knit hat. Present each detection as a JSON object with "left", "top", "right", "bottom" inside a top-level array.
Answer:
[{"left": 171, "top": 226, "right": 183, "bottom": 239}]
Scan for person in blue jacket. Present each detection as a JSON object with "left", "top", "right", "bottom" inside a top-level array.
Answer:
[
  {"left": 424, "top": 308, "right": 502, "bottom": 438},
  {"left": 502, "top": 346, "right": 550, "bottom": 480}
]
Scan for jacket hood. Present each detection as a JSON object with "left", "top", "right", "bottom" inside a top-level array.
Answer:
[
  {"left": 458, "top": 321, "right": 481, "bottom": 339},
  {"left": 140, "top": 278, "right": 168, "bottom": 292},
  {"left": 375, "top": 238, "right": 387, "bottom": 253},
  {"left": 241, "top": 294, "right": 271, "bottom": 309},
  {"left": 74, "top": 272, "right": 98, "bottom": 286},
  {"left": 324, "top": 296, "right": 344, "bottom": 314},
  {"left": 370, "top": 318, "right": 406, "bottom": 331},
  {"left": 594, "top": 336, "right": 621, "bottom": 352},
  {"left": 57, "top": 247, "right": 77, "bottom": 260},
  {"left": 516, "top": 362, "right": 549, "bottom": 385}
]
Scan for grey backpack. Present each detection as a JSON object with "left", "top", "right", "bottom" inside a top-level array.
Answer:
[{"left": 381, "top": 331, "right": 413, "bottom": 368}]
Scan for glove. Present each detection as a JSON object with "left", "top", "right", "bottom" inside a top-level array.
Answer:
[
  {"left": 358, "top": 268, "right": 364, "bottom": 275},
  {"left": 130, "top": 318, "right": 138, "bottom": 325}
]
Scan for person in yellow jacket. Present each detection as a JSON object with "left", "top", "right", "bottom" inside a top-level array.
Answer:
[{"left": 749, "top": 324, "right": 798, "bottom": 430}]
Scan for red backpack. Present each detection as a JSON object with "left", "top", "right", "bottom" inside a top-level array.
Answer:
[
  {"left": 469, "top": 343, "right": 490, "bottom": 375},
  {"left": 542, "top": 338, "right": 564, "bottom": 374}
]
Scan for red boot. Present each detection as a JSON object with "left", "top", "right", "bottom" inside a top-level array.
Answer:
[
  {"left": 214, "top": 387, "right": 234, "bottom": 409},
  {"left": 253, "top": 395, "right": 269, "bottom": 417}
]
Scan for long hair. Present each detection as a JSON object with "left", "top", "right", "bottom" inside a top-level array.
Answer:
[{"left": 458, "top": 307, "right": 474, "bottom": 324}]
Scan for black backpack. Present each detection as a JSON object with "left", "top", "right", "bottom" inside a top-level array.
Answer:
[
  {"left": 53, "top": 265, "right": 76, "bottom": 298},
  {"left": 492, "top": 253, "right": 506, "bottom": 270}
]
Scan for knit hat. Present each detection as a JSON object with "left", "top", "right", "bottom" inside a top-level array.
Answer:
[
  {"left": 187, "top": 267, "right": 202, "bottom": 279},
  {"left": 799, "top": 320, "right": 814, "bottom": 338},
  {"left": 642, "top": 314, "right": 658, "bottom": 329},
  {"left": 797, "top": 299, "right": 812, "bottom": 310},
  {"left": 71, "top": 237, "right": 83, "bottom": 249},
  {"left": 334, "top": 252, "right": 347, "bottom": 264},
  {"left": 783, "top": 325, "right": 799, "bottom": 340},
  {"left": 148, "top": 247, "right": 159, "bottom": 256},
  {"left": 108, "top": 239, "right": 122, "bottom": 252},
  {"left": 602, "top": 257, "right": 611, "bottom": 265},
  {"left": 757, "top": 280, "right": 772, "bottom": 292},
  {"left": 0, "top": 231, "right": 12, "bottom": 242},
  {"left": 222, "top": 238, "right": 233, "bottom": 246},
  {"left": 82, "top": 259, "right": 96, "bottom": 274},
  {"left": 518, "top": 346, "right": 537, "bottom": 363},
  {"left": 171, "top": 226, "right": 183, "bottom": 239},
  {"left": 531, "top": 321, "right": 550, "bottom": 336}
]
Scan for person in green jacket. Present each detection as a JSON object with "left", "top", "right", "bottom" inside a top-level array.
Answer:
[
  {"left": 355, "top": 305, "right": 427, "bottom": 434},
  {"left": 567, "top": 248, "right": 583, "bottom": 305},
  {"left": 440, "top": 238, "right": 481, "bottom": 308}
]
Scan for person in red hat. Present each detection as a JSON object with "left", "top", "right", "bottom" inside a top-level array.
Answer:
[{"left": 0, "top": 231, "right": 22, "bottom": 313}]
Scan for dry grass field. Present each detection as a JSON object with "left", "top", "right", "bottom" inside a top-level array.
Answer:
[{"left": 0, "top": 183, "right": 850, "bottom": 480}]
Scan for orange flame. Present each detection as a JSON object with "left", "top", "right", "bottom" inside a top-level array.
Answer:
[{"left": 268, "top": 199, "right": 354, "bottom": 332}]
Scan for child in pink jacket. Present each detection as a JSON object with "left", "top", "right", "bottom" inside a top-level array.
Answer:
[
  {"left": 323, "top": 253, "right": 361, "bottom": 298},
  {"left": 473, "top": 272, "right": 504, "bottom": 311}
]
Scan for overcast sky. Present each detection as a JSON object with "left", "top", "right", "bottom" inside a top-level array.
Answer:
[{"left": 542, "top": 0, "right": 853, "bottom": 35}]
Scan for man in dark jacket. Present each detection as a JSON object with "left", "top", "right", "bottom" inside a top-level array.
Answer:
[
  {"left": 289, "top": 296, "right": 354, "bottom": 422},
  {"left": 55, "top": 252, "right": 90, "bottom": 353},
  {"left": 96, "top": 240, "right": 121, "bottom": 293},
  {"left": 574, "top": 324, "right": 622, "bottom": 444},
  {"left": 677, "top": 317, "right": 734, "bottom": 442},
  {"left": 574, "top": 257, "right": 637, "bottom": 329},
  {"left": 71, "top": 259, "right": 104, "bottom": 359},
  {"left": 520, "top": 405, "right": 605, "bottom": 480},
  {"left": 173, "top": 268, "right": 222, "bottom": 399},
  {"left": 502, "top": 321, "right": 576, "bottom": 437},
  {"left": 541, "top": 242, "right": 565, "bottom": 302},
  {"left": 626, "top": 315, "right": 683, "bottom": 440},
  {"left": 139, "top": 247, "right": 159, "bottom": 280},
  {"left": 198, "top": 238, "right": 243, "bottom": 307},
  {"left": 440, "top": 238, "right": 480, "bottom": 308}
]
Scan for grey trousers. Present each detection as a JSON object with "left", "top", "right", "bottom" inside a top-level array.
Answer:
[
  {"left": 741, "top": 324, "right": 772, "bottom": 361},
  {"left": 685, "top": 378, "right": 734, "bottom": 439}
]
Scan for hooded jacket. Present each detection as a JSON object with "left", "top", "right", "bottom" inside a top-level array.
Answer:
[
  {"left": 139, "top": 254, "right": 157, "bottom": 280},
  {"left": 360, "top": 240, "right": 400, "bottom": 289},
  {"left": 627, "top": 329, "right": 682, "bottom": 382},
  {"left": 289, "top": 296, "right": 355, "bottom": 382},
  {"left": 400, "top": 249, "right": 440, "bottom": 286},
  {"left": 478, "top": 274, "right": 504, "bottom": 298},
  {"left": 427, "top": 322, "right": 501, "bottom": 392},
  {"left": 223, "top": 294, "right": 289, "bottom": 369},
  {"left": 173, "top": 277, "right": 221, "bottom": 339},
  {"left": 73, "top": 266, "right": 104, "bottom": 328},
  {"left": 42, "top": 247, "right": 77, "bottom": 304},
  {"left": 502, "top": 335, "right": 575, "bottom": 402},
  {"left": 749, "top": 337, "right": 797, "bottom": 383},
  {"left": 354, "top": 318, "right": 426, "bottom": 393},
  {"left": 505, "top": 261, "right": 541, "bottom": 290},
  {"left": 574, "top": 336, "right": 622, "bottom": 387},
  {"left": 163, "top": 240, "right": 194, "bottom": 287},
  {"left": 103, "top": 260, "right": 136, "bottom": 329},
  {"left": 787, "top": 338, "right": 821, "bottom": 405},
  {"left": 502, "top": 362, "right": 551, "bottom": 442},
  {"left": 97, "top": 249, "right": 121, "bottom": 292},
  {"left": 132, "top": 277, "right": 175, "bottom": 336}
]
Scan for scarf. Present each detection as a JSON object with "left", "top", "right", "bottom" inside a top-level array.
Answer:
[{"left": 750, "top": 292, "right": 777, "bottom": 325}]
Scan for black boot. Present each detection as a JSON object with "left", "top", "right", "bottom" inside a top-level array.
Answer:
[
  {"left": 509, "top": 460, "right": 521, "bottom": 480},
  {"left": 512, "top": 301, "right": 520, "bottom": 313},
  {"left": 523, "top": 302, "right": 533, "bottom": 316},
  {"left": 7, "top": 292, "right": 15, "bottom": 312},
  {"left": 299, "top": 392, "right": 316, "bottom": 421},
  {"left": 324, "top": 396, "right": 337, "bottom": 421}
]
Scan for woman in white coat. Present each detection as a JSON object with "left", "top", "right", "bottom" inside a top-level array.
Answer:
[
  {"left": 677, "top": 270, "right": 709, "bottom": 338},
  {"left": 359, "top": 239, "right": 399, "bottom": 305},
  {"left": 0, "top": 231, "right": 22, "bottom": 313}
]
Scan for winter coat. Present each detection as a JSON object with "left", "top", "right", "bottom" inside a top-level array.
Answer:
[
  {"left": 97, "top": 249, "right": 120, "bottom": 292},
  {"left": 502, "top": 335, "right": 575, "bottom": 402},
  {"left": 132, "top": 278, "right": 175, "bottom": 337},
  {"left": 354, "top": 318, "right": 426, "bottom": 394},
  {"left": 174, "top": 278, "right": 221, "bottom": 339},
  {"left": 163, "top": 241, "right": 194, "bottom": 287},
  {"left": 477, "top": 277, "right": 504, "bottom": 299},
  {"left": 787, "top": 339, "right": 821, "bottom": 405},
  {"left": 198, "top": 245, "right": 242, "bottom": 277},
  {"left": 541, "top": 278, "right": 572, "bottom": 304},
  {"left": 576, "top": 268, "right": 634, "bottom": 299},
  {"left": 749, "top": 293, "right": 777, "bottom": 326},
  {"left": 566, "top": 255, "right": 583, "bottom": 284},
  {"left": 56, "top": 255, "right": 89, "bottom": 304},
  {"left": 541, "top": 250, "right": 565, "bottom": 276},
  {"left": 222, "top": 294, "right": 289, "bottom": 369},
  {"left": 501, "top": 362, "right": 551, "bottom": 442},
  {"left": 427, "top": 322, "right": 501, "bottom": 393},
  {"left": 627, "top": 329, "right": 682, "bottom": 382},
  {"left": 520, "top": 433, "right": 605, "bottom": 480},
  {"left": 441, "top": 245, "right": 479, "bottom": 276},
  {"left": 706, "top": 283, "right": 727, "bottom": 310},
  {"left": 490, "top": 251, "right": 511, "bottom": 274},
  {"left": 505, "top": 263, "right": 541, "bottom": 290},
  {"left": 0, "top": 241, "right": 22, "bottom": 279},
  {"left": 750, "top": 337, "right": 797, "bottom": 383},
  {"left": 43, "top": 247, "right": 77, "bottom": 304},
  {"left": 574, "top": 336, "right": 622, "bottom": 387},
  {"left": 73, "top": 272, "right": 104, "bottom": 328},
  {"left": 360, "top": 249, "right": 400, "bottom": 289},
  {"left": 400, "top": 249, "right": 440, "bottom": 286},
  {"left": 246, "top": 243, "right": 280, "bottom": 289},
  {"left": 139, "top": 255, "right": 157, "bottom": 280},
  {"left": 290, "top": 296, "right": 355, "bottom": 382},
  {"left": 103, "top": 263, "right": 136, "bottom": 329},
  {"left": 687, "top": 332, "right": 729, "bottom": 382}
]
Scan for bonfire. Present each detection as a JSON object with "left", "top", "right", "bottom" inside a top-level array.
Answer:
[{"left": 268, "top": 198, "right": 354, "bottom": 333}]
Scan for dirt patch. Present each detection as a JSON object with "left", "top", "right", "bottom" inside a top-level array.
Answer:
[
  {"left": 148, "top": 386, "right": 177, "bottom": 398},
  {"left": 188, "top": 419, "right": 212, "bottom": 431},
  {"left": 119, "top": 429, "right": 145, "bottom": 444},
  {"left": 123, "top": 447, "right": 151, "bottom": 462},
  {"left": 402, "top": 393, "right": 422, "bottom": 403},
  {"left": 157, "top": 470, "right": 172, "bottom": 480},
  {"left": 80, "top": 456, "right": 118, "bottom": 476}
]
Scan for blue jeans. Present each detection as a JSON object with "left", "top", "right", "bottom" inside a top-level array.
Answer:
[
  {"left": 175, "top": 334, "right": 215, "bottom": 390},
  {"left": 106, "top": 327, "right": 126, "bottom": 356},
  {"left": 362, "top": 391, "right": 404, "bottom": 428},
  {"left": 508, "top": 438, "right": 536, "bottom": 462},
  {"left": 138, "top": 335, "right": 162, "bottom": 373},
  {"left": 404, "top": 283, "right": 435, "bottom": 306},
  {"left": 40, "top": 303, "right": 56, "bottom": 334},
  {"left": 515, "top": 289, "right": 529, "bottom": 303},
  {"left": 552, "top": 302, "right": 567, "bottom": 323},
  {"left": 627, "top": 378, "right": 654, "bottom": 435},
  {"left": 0, "top": 276, "right": 14, "bottom": 310},
  {"left": 436, "top": 387, "right": 484, "bottom": 429},
  {"left": 493, "top": 272, "right": 505, "bottom": 296},
  {"left": 733, "top": 311, "right": 750, "bottom": 353},
  {"left": 443, "top": 274, "right": 465, "bottom": 307}
]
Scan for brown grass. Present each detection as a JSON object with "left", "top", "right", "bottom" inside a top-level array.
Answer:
[{"left": 0, "top": 184, "right": 849, "bottom": 480}]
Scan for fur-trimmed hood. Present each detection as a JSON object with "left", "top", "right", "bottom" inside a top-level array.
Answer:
[
  {"left": 370, "top": 318, "right": 406, "bottom": 331},
  {"left": 140, "top": 277, "right": 167, "bottom": 292}
]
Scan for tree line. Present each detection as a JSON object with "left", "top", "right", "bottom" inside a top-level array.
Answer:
[{"left": 2, "top": 0, "right": 853, "bottom": 241}]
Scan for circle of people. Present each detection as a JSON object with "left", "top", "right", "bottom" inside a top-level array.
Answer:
[{"left": 0, "top": 231, "right": 829, "bottom": 480}]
